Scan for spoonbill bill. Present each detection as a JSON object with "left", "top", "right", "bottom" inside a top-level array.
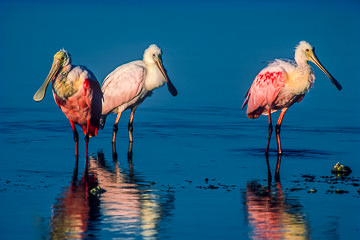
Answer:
[
  {"left": 241, "top": 41, "right": 342, "bottom": 155},
  {"left": 100, "top": 44, "right": 178, "bottom": 143},
  {"left": 33, "top": 49, "right": 102, "bottom": 157}
]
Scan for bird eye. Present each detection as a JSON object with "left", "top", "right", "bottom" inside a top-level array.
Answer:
[{"left": 305, "top": 49, "right": 310, "bottom": 52}]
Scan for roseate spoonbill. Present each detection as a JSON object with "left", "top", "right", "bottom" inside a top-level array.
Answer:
[
  {"left": 241, "top": 41, "right": 342, "bottom": 154},
  {"left": 33, "top": 49, "right": 102, "bottom": 157},
  {"left": 100, "top": 44, "right": 177, "bottom": 143}
]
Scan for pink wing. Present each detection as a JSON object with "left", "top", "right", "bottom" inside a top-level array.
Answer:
[
  {"left": 242, "top": 64, "right": 287, "bottom": 118},
  {"left": 54, "top": 66, "right": 102, "bottom": 137},
  {"left": 101, "top": 61, "right": 146, "bottom": 115}
]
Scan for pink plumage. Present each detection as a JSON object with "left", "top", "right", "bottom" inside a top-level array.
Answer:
[
  {"left": 242, "top": 64, "right": 287, "bottom": 119},
  {"left": 101, "top": 62, "right": 146, "bottom": 115},
  {"left": 241, "top": 41, "right": 341, "bottom": 155},
  {"left": 53, "top": 74, "right": 102, "bottom": 137},
  {"left": 33, "top": 49, "right": 102, "bottom": 157},
  {"left": 100, "top": 44, "right": 177, "bottom": 143}
]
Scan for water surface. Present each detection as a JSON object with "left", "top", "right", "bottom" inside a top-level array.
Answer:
[{"left": 0, "top": 1, "right": 360, "bottom": 239}]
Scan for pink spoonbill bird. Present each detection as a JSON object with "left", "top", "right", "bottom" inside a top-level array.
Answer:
[
  {"left": 33, "top": 49, "right": 102, "bottom": 157},
  {"left": 241, "top": 41, "right": 342, "bottom": 155},
  {"left": 100, "top": 44, "right": 178, "bottom": 143}
]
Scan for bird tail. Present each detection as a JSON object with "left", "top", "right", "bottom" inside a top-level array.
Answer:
[
  {"left": 82, "top": 123, "right": 98, "bottom": 137},
  {"left": 99, "top": 115, "right": 107, "bottom": 130},
  {"left": 241, "top": 87, "right": 251, "bottom": 110}
]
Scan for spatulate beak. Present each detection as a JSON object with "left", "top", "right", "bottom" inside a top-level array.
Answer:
[
  {"left": 155, "top": 56, "right": 178, "bottom": 96},
  {"left": 33, "top": 59, "right": 61, "bottom": 101},
  {"left": 309, "top": 51, "right": 342, "bottom": 90}
]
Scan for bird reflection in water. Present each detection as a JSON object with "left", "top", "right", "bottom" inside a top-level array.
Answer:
[
  {"left": 49, "top": 143, "right": 174, "bottom": 239},
  {"left": 49, "top": 156, "right": 99, "bottom": 239},
  {"left": 245, "top": 155, "right": 311, "bottom": 240}
]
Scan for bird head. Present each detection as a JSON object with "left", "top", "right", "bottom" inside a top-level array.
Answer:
[
  {"left": 33, "top": 49, "right": 71, "bottom": 102},
  {"left": 295, "top": 41, "right": 342, "bottom": 90},
  {"left": 143, "top": 44, "right": 178, "bottom": 96}
]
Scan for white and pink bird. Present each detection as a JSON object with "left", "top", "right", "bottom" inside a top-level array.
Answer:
[
  {"left": 100, "top": 44, "right": 178, "bottom": 143},
  {"left": 241, "top": 41, "right": 342, "bottom": 155}
]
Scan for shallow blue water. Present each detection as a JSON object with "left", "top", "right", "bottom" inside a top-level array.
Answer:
[{"left": 1, "top": 1, "right": 360, "bottom": 239}]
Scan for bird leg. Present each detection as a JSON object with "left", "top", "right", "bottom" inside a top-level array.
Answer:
[
  {"left": 85, "top": 120, "right": 90, "bottom": 157},
  {"left": 128, "top": 141, "right": 133, "bottom": 160},
  {"left": 265, "top": 110, "right": 273, "bottom": 155},
  {"left": 275, "top": 108, "right": 287, "bottom": 155},
  {"left": 128, "top": 110, "right": 135, "bottom": 142},
  {"left": 70, "top": 120, "right": 79, "bottom": 157},
  {"left": 112, "top": 112, "right": 122, "bottom": 143}
]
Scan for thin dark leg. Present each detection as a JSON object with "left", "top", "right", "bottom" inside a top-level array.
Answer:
[
  {"left": 84, "top": 120, "right": 91, "bottom": 173},
  {"left": 112, "top": 112, "right": 122, "bottom": 143},
  {"left": 70, "top": 120, "right": 79, "bottom": 157},
  {"left": 275, "top": 109, "right": 287, "bottom": 155},
  {"left": 128, "top": 141, "right": 133, "bottom": 160},
  {"left": 85, "top": 135, "right": 89, "bottom": 157},
  {"left": 265, "top": 110, "right": 273, "bottom": 155},
  {"left": 112, "top": 142, "right": 118, "bottom": 161},
  {"left": 128, "top": 110, "right": 135, "bottom": 142},
  {"left": 85, "top": 120, "right": 90, "bottom": 157}
]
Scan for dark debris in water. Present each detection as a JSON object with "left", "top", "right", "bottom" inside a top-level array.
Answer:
[
  {"left": 150, "top": 174, "right": 360, "bottom": 195},
  {"left": 302, "top": 175, "right": 316, "bottom": 182},
  {"left": 331, "top": 162, "right": 352, "bottom": 177},
  {"left": 308, "top": 188, "right": 317, "bottom": 193},
  {"left": 335, "top": 189, "right": 349, "bottom": 194},
  {"left": 289, "top": 187, "right": 304, "bottom": 192},
  {"left": 206, "top": 184, "right": 219, "bottom": 189},
  {"left": 2, "top": 170, "right": 359, "bottom": 197},
  {"left": 90, "top": 186, "right": 106, "bottom": 197}
]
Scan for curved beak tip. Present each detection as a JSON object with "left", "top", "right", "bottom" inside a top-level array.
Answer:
[
  {"left": 329, "top": 76, "right": 342, "bottom": 91},
  {"left": 167, "top": 83, "right": 178, "bottom": 97},
  {"left": 33, "top": 91, "right": 44, "bottom": 102},
  {"left": 311, "top": 54, "right": 342, "bottom": 91}
]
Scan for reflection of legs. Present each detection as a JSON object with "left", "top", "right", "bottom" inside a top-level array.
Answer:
[
  {"left": 128, "top": 141, "right": 134, "bottom": 178},
  {"left": 275, "top": 108, "right": 287, "bottom": 155},
  {"left": 112, "top": 112, "right": 122, "bottom": 143},
  {"left": 265, "top": 110, "right": 272, "bottom": 155},
  {"left": 275, "top": 154, "right": 281, "bottom": 182},
  {"left": 70, "top": 120, "right": 79, "bottom": 157},
  {"left": 265, "top": 154, "right": 272, "bottom": 188},
  {"left": 85, "top": 155, "right": 89, "bottom": 173},
  {"left": 73, "top": 155, "right": 79, "bottom": 181},
  {"left": 128, "top": 109, "right": 136, "bottom": 142},
  {"left": 112, "top": 142, "right": 118, "bottom": 161}
]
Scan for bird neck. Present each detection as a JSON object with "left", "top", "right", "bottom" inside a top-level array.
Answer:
[
  {"left": 144, "top": 63, "right": 166, "bottom": 91},
  {"left": 52, "top": 65, "right": 79, "bottom": 100},
  {"left": 294, "top": 48, "right": 308, "bottom": 67},
  {"left": 287, "top": 64, "right": 314, "bottom": 94}
]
